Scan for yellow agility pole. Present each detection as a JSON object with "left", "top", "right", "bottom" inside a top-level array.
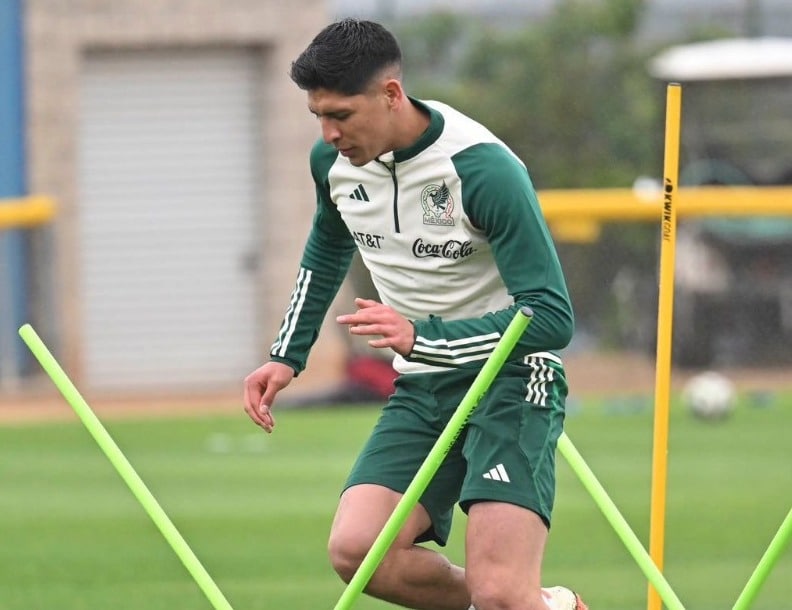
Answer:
[
  {"left": 0, "top": 195, "right": 56, "bottom": 229},
  {"left": 648, "top": 82, "right": 682, "bottom": 610}
]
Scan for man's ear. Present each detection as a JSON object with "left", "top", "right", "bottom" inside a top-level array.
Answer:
[{"left": 383, "top": 78, "right": 404, "bottom": 109}]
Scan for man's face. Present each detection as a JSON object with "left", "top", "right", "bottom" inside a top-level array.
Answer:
[{"left": 307, "top": 86, "right": 393, "bottom": 166}]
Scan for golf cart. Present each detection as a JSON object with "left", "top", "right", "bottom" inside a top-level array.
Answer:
[{"left": 647, "top": 37, "right": 792, "bottom": 366}]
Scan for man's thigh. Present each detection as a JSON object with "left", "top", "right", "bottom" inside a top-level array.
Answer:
[
  {"left": 465, "top": 501, "right": 548, "bottom": 592},
  {"left": 329, "top": 484, "right": 433, "bottom": 554}
]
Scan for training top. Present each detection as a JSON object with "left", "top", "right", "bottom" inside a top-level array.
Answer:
[{"left": 270, "top": 98, "right": 574, "bottom": 376}]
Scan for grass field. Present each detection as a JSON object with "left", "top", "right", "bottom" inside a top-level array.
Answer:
[{"left": 1, "top": 389, "right": 790, "bottom": 610}]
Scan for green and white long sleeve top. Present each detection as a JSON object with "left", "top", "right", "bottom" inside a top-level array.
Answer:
[{"left": 270, "top": 98, "right": 574, "bottom": 376}]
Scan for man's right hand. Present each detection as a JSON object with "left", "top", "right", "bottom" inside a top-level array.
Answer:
[{"left": 243, "top": 361, "right": 296, "bottom": 433}]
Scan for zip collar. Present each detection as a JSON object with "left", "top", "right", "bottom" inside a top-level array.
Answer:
[{"left": 387, "top": 97, "right": 445, "bottom": 163}]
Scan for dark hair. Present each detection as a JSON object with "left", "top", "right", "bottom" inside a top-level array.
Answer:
[{"left": 290, "top": 19, "right": 402, "bottom": 95}]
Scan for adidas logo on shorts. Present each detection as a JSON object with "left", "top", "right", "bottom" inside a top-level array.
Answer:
[{"left": 482, "top": 463, "right": 511, "bottom": 483}]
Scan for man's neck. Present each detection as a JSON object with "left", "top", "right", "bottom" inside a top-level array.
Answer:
[{"left": 390, "top": 98, "right": 431, "bottom": 151}]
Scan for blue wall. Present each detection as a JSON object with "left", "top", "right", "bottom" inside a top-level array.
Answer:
[{"left": 0, "top": 0, "right": 30, "bottom": 375}]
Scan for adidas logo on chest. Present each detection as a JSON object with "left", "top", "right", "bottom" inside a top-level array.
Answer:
[{"left": 349, "top": 183, "right": 370, "bottom": 202}]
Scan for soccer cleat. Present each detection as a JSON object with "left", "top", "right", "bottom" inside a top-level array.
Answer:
[{"left": 542, "top": 585, "right": 589, "bottom": 610}]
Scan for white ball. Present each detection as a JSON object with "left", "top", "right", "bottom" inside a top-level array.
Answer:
[{"left": 682, "top": 371, "right": 737, "bottom": 420}]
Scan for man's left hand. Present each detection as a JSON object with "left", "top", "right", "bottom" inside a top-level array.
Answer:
[{"left": 336, "top": 298, "right": 415, "bottom": 356}]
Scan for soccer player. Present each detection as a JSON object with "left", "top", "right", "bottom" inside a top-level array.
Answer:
[{"left": 243, "top": 18, "right": 587, "bottom": 610}]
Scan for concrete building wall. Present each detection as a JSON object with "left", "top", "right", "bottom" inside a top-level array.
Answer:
[{"left": 24, "top": 0, "right": 348, "bottom": 396}]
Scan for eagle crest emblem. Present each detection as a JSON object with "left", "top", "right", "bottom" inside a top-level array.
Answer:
[{"left": 420, "top": 181, "right": 455, "bottom": 226}]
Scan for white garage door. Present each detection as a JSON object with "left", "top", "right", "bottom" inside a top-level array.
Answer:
[{"left": 78, "top": 48, "right": 262, "bottom": 391}]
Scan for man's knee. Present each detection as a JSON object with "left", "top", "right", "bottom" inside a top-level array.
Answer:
[
  {"left": 327, "top": 529, "right": 369, "bottom": 583},
  {"left": 328, "top": 485, "right": 433, "bottom": 584}
]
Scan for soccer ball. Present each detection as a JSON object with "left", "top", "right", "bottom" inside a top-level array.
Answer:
[{"left": 682, "top": 371, "right": 736, "bottom": 420}]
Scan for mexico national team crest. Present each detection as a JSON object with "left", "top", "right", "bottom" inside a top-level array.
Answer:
[{"left": 421, "top": 181, "right": 455, "bottom": 226}]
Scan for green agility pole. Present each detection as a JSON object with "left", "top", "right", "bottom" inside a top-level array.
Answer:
[
  {"left": 18, "top": 324, "right": 234, "bottom": 610},
  {"left": 557, "top": 432, "right": 686, "bottom": 610},
  {"left": 333, "top": 307, "right": 534, "bottom": 610},
  {"left": 732, "top": 506, "right": 792, "bottom": 610}
]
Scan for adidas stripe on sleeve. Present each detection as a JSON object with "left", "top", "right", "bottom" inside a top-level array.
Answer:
[
  {"left": 409, "top": 331, "right": 502, "bottom": 366},
  {"left": 271, "top": 267, "right": 312, "bottom": 358}
]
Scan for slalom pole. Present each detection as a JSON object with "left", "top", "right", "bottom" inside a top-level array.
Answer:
[
  {"left": 731, "top": 506, "right": 792, "bottom": 610},
  {"left": 18, "top": 324, "right": 235, "bottom": 610},
  {"left": 333, "top": 307, "right": 534, "bottom": 610},
  {"left": 558, "top": 433, "right": 685, "bottom": 610},
  {"left": 648, "top": 82, "right": 682, "bottom": 610}
]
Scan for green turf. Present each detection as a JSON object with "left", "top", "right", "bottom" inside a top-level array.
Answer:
[{"left": 1, "top": 390, "right": 790, "bottom": 610}]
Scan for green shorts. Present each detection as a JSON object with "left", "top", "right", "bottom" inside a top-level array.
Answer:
[{"left": 343, "top": 356, "right": 568, "bottom": 546}]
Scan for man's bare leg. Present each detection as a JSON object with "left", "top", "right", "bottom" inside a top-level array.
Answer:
[
  {"left": 328, "top": 484, "right": 471, "bottom": 610},
  {"left": 465, "top": 501, "right": 549, "bottom": 610}
]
